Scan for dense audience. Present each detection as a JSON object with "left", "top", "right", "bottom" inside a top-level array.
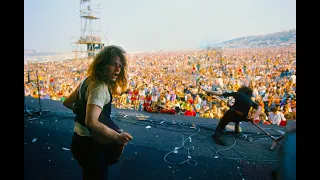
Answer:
[{"left": 24, "top": 45, "right": 296, "bottom": 126}]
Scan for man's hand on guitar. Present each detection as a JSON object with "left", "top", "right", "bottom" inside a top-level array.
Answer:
[{"left": 116, "top": 132, "right": 133, "bottom": 145}]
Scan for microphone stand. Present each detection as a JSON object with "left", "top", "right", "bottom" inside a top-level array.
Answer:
[
  {"left": 25, "top": 70, "right": 50, "bottom": 120},
  {"left": 24, "top": 84, "right": 32, "bottom": 120},
  {"left": 36, "top": 70, "right": 43, "bottom": 116}
]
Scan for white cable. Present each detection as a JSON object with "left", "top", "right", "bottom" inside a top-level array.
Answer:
[
  {"left": 274, "top": 129, "right": 285, "bottom": 135},
  {"left": 211, "top": 136, "right": 279, "bottom": 162},
  {"left": 216, "top": 137, "right": 237, "bottom": 154},
  {"left": 115, "top": 114, "right": 279, "bottom": 163},
  {"left": 163, "top": 126, "right": 200, "bottom": 166}
]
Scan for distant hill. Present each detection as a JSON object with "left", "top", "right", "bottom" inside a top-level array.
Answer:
[
  {"left": 24, "top": 49, "right": 37, "bottom": 53},
  {"left": 24, "top": 51, "right": 64, "bottom": 57},
  {"left": 25, "top": 29, "right": 296, "bottom": 62},
  {"left": 208, "top": 29, "right": 296, "bottom": 49}
]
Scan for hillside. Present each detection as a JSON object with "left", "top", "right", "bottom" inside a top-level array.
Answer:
[{"left": 214, "top": 29, "right": 296, "bottom": 49}]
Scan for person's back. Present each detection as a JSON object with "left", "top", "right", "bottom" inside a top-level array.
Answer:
[{"left": 225, "top": 91, "right": 255, "bottom": 117}]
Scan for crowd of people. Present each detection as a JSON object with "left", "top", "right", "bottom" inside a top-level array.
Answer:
[{"left": 24, "top": 45, "right": 296, "bottom": 126}]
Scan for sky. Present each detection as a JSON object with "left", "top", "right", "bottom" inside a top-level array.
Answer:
[{"left": 24, "top": 0, "right": 296, "bottom": 53}]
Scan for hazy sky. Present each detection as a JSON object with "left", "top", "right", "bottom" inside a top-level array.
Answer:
[{"left": 24, "top": 0, "right": 296, "bottom": 53}]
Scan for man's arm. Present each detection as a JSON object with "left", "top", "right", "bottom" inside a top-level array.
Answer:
[
  {"left": 85, "top": 83, "right": 133, "bottom": 145},
  {"left": 85, "top": 104, "right": 132, "bottom": 145},
  {"left": 202, "top": 88, "right": 223, "bottom": 96},
  {"left": 247, "top": 104, "right": 262, "bottom": 123},
  {"left": 252, "top": 106, "right": 262, "bottom": 120}
]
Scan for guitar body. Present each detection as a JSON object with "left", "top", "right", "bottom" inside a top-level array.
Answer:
[{"left": 104, "top": 142, "right": 124, "bottom": 166}]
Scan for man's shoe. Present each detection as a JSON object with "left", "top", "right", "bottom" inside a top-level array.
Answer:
[
  {"left": 212, "top": 133, "right": 227, "bottom": 146},
  {"left": 235, "top": 124, "right": 242, "bottom": 133}
]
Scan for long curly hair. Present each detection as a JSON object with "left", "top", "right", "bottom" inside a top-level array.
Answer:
[
  {"left": 87, "top": 45, "right": 128, "bottom": 94},
  {"left": 237, "top": 86, "right": 253, "bottom": 97}
]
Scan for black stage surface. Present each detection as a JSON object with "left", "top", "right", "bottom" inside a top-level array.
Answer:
[{"left": 24, "top": 97, "right": 287, "bottom": 180}]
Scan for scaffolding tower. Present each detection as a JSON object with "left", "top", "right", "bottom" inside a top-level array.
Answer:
[{"left": 71, "top": 0, "right": 106, "bottom": 60}]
